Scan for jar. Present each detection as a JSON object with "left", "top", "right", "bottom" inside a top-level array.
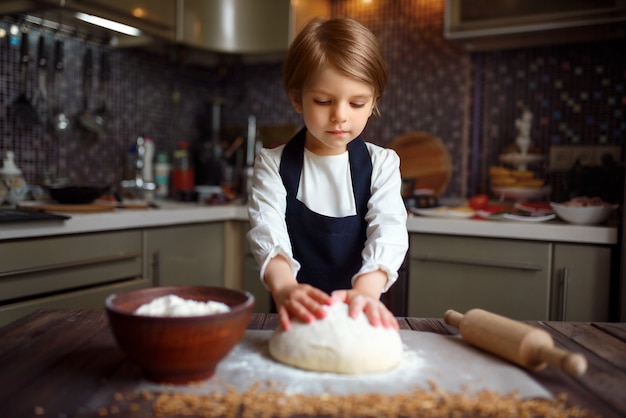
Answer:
[
  {"left": 1, "top": 151, "right": 28, "bottom": 205},
  {"left": 171, "top": 141, "right": 195, "bottom": 196}
]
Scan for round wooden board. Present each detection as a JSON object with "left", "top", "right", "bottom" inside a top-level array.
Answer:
[{"left": 387, "top": 131, "right": 452, "bottom": 196}]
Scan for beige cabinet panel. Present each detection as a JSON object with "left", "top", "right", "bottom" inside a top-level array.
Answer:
[
  {"left": 145, "top": 223, "right": 224, "bottom": 287},
  {"left": 551, "top": 244, "right": 611, "bottom": 321},
  {"left": 242, "top": 254, "right": 271, "bottom": 313},
  {"left": 408, "top": 234, "right": 552, "bottom": 320},
  {"left": 0, "top": 278, "right": 150, "bottom": 327},
  {"left": 239, "top": 222, "right": 271, "bottom": 313}
]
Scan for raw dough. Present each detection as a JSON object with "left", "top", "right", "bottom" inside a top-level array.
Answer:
[{"left": 268, "top": 302, "right": 403, "bottom": 374}]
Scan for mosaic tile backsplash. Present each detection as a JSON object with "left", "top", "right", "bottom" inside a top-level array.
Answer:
[{"left": 0, "top": 0, "right": 624, "bottom": 203}]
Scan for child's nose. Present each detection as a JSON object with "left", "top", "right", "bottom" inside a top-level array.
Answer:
[{"left": 330, "top": 103, "right": 348, "bottom": 123}]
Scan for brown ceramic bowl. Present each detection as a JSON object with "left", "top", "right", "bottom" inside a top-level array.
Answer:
[{"left": 105, "top": 286, "right": 255, "bottom": 384}]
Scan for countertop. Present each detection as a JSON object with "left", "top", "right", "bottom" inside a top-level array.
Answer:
[
  {"left": 0, "top": 309, "right": 624, "bottom": 417},
  {"left": 0, "top": 202, "right": 618, "bottom": 245}
]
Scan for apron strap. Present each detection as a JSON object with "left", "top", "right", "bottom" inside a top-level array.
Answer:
[
  {"left": 279, "top": 127, "right": 306, "bottom": 201},
  {"left": 348, "top": 137, "right": 372, "bottom": 218}
]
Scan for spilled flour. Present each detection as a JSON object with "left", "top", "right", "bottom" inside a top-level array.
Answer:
[{"left": 139, "top": 330, "right": 551, "bottom": 400}]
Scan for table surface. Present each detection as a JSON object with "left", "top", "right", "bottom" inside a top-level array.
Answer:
[{"left": 0, "top": 310, "right": 624, "bottom": 417}]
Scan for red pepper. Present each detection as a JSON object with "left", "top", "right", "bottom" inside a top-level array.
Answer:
[{"left": 468, "top": 194, "right": 489, "bottom": 210}]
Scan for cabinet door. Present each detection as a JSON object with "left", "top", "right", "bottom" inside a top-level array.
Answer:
[
  {"left": 145, "top": 223, "right": 224, "bottom": 287},
  {"left": 240, "top": 222, "right": 271, "bottom": 313},
  {"left": 552, "top": 244, "right": 611, "bottom": 321},
  {"left": 408, "top": 234, "right": 552, "bottom": 320},
  {"left": 242, "top": 254, "right": 271, "bottom": 313}
]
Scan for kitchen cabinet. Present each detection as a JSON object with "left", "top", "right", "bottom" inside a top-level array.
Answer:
[
  {"left": 144, "top": 223, "right": 224, "bottom": 287},
  {"left": 0, "top": 230, "right": 146, "bottom": 327},
  {"left": 239, "top": 222, "right": 272, "bottom": 313},
  {"left": 32, "top": 0, "right": 177, "bottom": 41},
  {"left": 407, "top": 233, "right": 612, "bottom": 321},
  {"left": 551, "top": 243, "right": 611, "bottom": 321},
  {"left": 77, "top": 0, "right": 177, "bottom": 29}
]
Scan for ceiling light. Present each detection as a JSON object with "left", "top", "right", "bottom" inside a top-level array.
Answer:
[{"left": 75, "top": 12, "right": 142, "bottom": 36}]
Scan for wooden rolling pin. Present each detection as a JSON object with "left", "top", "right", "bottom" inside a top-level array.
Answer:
[{"left": 444, "top": 308, "right": 587, "bottom": 377}]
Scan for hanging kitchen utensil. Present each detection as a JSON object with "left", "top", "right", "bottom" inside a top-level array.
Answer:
[
  {"left": 50, "top": 38, "right": 70, "bottom": 133},
  {"left": 93, "top": 48, "right": 110, "bottom": 134},
  {"left": 33, "top": 33, "right": 48, "bottom": 107},
  {"left": 77, "top": 46, "right": 104, "bottom": 138},
  {"left": 9, "top": 29, "right": 41, "bottom": 126}
]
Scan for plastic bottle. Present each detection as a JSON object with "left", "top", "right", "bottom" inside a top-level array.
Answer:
[
  {"left": 142, "top": 138, "right": 155, "bottom": 200},
  {"left": 154, "top": 152, "right": 170, "bottom": 200},
  {"left": 171, "top": 141, "right": 195, "bottom": 196}
]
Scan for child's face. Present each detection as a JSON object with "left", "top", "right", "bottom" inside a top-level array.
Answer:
[{"left": 291, "top": 65, "right": 375, "bottom": 156}]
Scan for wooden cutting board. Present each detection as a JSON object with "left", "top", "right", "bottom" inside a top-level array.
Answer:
[
  {"left": 17, "top": 202, "right": 116, "bottom": 212},
  {"left": 387, "top": 131, "right": 452, "bottom": 196}
]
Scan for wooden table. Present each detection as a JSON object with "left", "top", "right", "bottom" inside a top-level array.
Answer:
[{"left": 0, "top": 310, "right": 624, "bottom": 417}]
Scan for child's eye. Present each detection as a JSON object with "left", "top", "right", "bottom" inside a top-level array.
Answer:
[
  {"left": 351, "top": 102, "right": 366, "bottom": 108},
  {"left": 314, "top": 99, "right": 330, "bottom": 105}
]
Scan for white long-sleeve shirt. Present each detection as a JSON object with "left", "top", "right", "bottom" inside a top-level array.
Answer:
[{"left": 246, "top": 141, "right": 408, "bottom": 292}]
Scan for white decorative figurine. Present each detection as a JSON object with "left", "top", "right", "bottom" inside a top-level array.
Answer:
[{"left": 515, "top": 108, "right": 533, "bottom": 155}]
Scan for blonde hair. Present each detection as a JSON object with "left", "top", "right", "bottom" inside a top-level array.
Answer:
[{"left": 284, "top": 17, "right": 387, "bottom": 116}]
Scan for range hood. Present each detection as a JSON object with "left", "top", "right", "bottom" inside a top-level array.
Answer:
[
  {"left": 444, "top": 0, "right": 626, "bottom": 52},
  {"left": 178, "top": 0, "right": 330, "bottom": 55},
  {"left": 0, "top": 0, "right": 330, "bottom": 61},
  {"left": 0, "top": 0, "right": 176, "bottom": 47}
]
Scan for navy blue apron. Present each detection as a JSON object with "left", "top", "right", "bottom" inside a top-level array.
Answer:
[{"left": 279, "top": 127, "right": 372, "bottom": 295}]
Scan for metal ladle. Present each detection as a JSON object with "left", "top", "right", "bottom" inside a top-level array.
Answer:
[
  {"left": 78, "top": 46, "right": 105, "bottom": 138},
  {"left": 93, "top": 48, "right": 110, "bottom": 134},
  {"left": 50, "top": 38, "right": 69, "bottom": 133}
]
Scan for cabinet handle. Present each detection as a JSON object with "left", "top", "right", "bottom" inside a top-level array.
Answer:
[
  {"left": 152, "top": 251, "right": 161, "bottom": 286},
  {"left": 560, "top": 267, "right": 569, "bottom": 321},
  {"left": 412, "top": 255, "right": 542, "bottom": 271},
  {"left": 0, "top": 252, "right": 142, "bottom": 278}
]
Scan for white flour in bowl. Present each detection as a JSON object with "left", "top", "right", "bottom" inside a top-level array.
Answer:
[{"left": 134, "top": 294, "right": 230, "bottom": 317}]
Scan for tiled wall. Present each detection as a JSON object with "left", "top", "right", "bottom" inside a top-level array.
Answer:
[{"left": 0, "top": 0, "right": 624, "bottom": 202}]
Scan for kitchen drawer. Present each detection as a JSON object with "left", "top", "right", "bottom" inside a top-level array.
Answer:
[
  {"left": 0, "top": 231, "right": 143, "bottom": 302},
  {"left": 0, "top": 277, "right": 151, "bottom": 327},
  {"left": 408, "top": 234, "right": 552, "bottom": 320}
]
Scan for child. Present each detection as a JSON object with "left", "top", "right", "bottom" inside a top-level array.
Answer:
[{"left": 247, "top": 17, "right": 408, "bottom": 331}]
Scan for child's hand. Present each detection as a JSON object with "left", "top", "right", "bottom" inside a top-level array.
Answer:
[
  {"left": 273, "top": 284, "right": 332, "bottom": 331},
  {"left": 330, "top": 290, "right": 399, "bottom": 330}
]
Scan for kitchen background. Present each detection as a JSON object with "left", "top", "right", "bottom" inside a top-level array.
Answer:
[{"left": 0, "top": 0, "right": 624, "bottom": 204}]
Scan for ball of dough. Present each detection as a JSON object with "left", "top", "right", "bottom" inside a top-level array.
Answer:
[{"left": 268, "top": 302, "right": 403, "bottom": 374}]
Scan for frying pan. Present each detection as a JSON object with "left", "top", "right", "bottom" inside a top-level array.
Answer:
[
  {"left": 9, "top": 30, "right": 41, "bottom": 126},
  {"left": 45, "top": 185, "right": 110, "bottom": 204}
]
